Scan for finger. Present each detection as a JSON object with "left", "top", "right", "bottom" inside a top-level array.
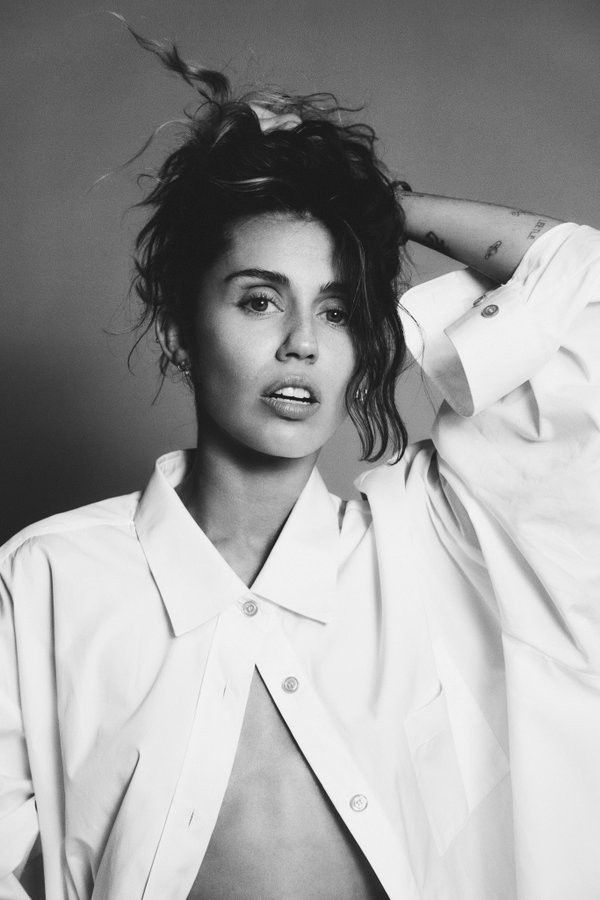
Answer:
[{"left": 249, "top": 104, "right": 301, "bottom": 133}]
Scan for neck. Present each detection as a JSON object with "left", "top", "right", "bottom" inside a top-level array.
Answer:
[{"left": 177, "top": 424, "right": 318, "bottom": 585}]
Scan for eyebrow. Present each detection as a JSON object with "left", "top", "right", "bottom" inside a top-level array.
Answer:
[{"left": 224, "top": 268, "right": 349, "bottom": 295}]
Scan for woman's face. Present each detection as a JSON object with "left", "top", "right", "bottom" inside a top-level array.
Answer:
[{"left": 188, "top": 213, "right": 356, "bottom": 460}]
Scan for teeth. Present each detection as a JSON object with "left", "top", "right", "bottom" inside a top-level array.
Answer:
[{"left": 273, "top": 387, "right": 312, "bottom": 401}]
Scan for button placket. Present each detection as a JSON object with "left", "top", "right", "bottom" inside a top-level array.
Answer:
[
  {"left": 255, "top": 629, "right": 418, "bottom": 899},
  {"left": 141, "top": 611, "right": 257, "bottom": 900}
]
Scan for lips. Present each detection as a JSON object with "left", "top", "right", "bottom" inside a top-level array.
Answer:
[
  {"left": 261, "top": 375, "right": 320, "bottom": 421},
  {"left": 262, "top": 375, "right": 320, "bottom": 404},
  {"left": 271, "top": 386, "right": 312, "bottom": 403}
]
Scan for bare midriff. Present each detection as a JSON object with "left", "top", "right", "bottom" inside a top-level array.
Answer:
[{"left": 188, "top": 670, "right": 388, "bottom": 899}]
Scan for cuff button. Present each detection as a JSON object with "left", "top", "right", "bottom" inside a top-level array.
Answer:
[{"left": 481, "top": 303, "right": 499, "bottom": 318}]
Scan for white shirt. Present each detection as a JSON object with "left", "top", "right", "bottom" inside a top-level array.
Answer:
[{"left": 1, "top": 222, "right": 599, "bottom": 900}]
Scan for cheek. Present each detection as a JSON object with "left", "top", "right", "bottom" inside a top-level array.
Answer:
[
  {"left": 194, "top": 324, "right": 266, "bottom": 396},
  {"left": 330, "top": 338, "right": 357, "bottom": 394}
]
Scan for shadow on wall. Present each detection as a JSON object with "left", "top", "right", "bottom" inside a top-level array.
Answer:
[{"left": 0, "top": 342, "right": 162, "bottom": 545}]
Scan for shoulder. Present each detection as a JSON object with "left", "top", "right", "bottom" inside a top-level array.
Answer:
[
  {"left": 353, "top": 440, "right": 437, "bottom": 500},
  {"left": 351, "top": 440, "right": 469, "bottom": 545},
  {"left": 0, "top": 492, "right": 141, "bottom": 572}
]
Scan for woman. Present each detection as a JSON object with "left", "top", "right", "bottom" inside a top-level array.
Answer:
[{"left": 1, "top": 31, "right": 599, "bottom": 900}]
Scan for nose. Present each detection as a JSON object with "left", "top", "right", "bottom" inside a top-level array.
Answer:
[{"left": 275, "top": 312, "right": 318, "bottom": 362}]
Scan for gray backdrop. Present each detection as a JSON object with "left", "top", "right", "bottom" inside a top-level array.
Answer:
[{"left": 2, "top": 0, "right": 599, "bottom": 542}]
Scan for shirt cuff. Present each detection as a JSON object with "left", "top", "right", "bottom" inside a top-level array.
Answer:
[{"left": 400, "top": 222, "right": 581, "bottom": 416}]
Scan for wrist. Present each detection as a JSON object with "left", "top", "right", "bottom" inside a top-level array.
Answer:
[{"left": 398, "top": 188, "right": 433, "bottom": 243}]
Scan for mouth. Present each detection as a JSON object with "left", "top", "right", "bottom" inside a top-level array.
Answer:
[{"left": 261, "top": 377, "right": 320, "bottom": 421}]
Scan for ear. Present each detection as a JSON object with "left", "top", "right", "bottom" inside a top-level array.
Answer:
[{"left": 155, "top": 312, "right": 188, "bottom": 368}]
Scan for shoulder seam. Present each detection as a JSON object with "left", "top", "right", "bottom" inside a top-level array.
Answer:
[{"left": 0, "top": 508, "right": 138, "bottom": 569}]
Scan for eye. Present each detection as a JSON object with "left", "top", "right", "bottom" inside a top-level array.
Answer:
[
  {"left": 322, "top": 305, "right": 349, "bottom": 326},
  {"left": 240, "top": 292, "right": 279, "bottom": 314}
]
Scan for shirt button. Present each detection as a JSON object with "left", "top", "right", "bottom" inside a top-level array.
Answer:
[
  {"left": 349, "top": 793, "right": 368, "bottom": 812},
  {"left": 282, "top": 676, "right": 299, "bottom": 693},
  {"left": 481, "top": 303, "right": 499, "bottom": 318},
  {"left": 242, "top": 599, "right": 258, "bottom": 617}
]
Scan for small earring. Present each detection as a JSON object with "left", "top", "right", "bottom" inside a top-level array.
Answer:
[
  {"left": 354, "top": 385, "right": 367, "bottom": 403},
  {"left": 177, "top": 359, "right": 191, "bottom": 376}
]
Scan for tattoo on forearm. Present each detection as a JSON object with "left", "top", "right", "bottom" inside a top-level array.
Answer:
[
  {"left": 527, "top": 219, "right": 546, "bottom": 240},
  {"left": 511, "top": 209, "right": 525, "bottom": 217},
  {"left": 484, "top": 240, "right": 502, "bottom": 260},
  {"left": 425, "top": 231, "right": 449, "bottom": 254}
]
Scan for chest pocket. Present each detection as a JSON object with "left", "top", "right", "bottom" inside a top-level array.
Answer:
[{"left": 404, "top": 647, "right": 509, "bottom": 856}]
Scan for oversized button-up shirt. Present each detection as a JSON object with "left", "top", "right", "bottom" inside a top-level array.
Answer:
[{"left": 1, "top": 222, "right": 599, "bottom": 899}]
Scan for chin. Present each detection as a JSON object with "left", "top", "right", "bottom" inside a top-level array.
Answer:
[
  {"left": 199, "top": 408, "right": 341, "bottom": 463},
  {"left": 243, "top": 434, "right": 325, "bottom": 462},
  {"left": 234, "top": 421, "right": 332, "bottom": 461}
]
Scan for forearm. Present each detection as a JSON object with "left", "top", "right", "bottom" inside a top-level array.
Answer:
[{"left": 400, "top": 192, "right": 564, "bottom": 283}]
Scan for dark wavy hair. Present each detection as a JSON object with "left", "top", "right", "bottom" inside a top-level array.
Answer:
[{"left": 130, "top": 27, "right": 410, "bottom": 461}]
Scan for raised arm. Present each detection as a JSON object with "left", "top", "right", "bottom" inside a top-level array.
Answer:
[{"left": 399, "top": 191, "right": 564, "bottom": 283}]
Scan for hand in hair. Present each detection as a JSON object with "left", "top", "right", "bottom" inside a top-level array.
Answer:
[{"left": 249, "top": 104, "right": 302, "bottom": 133}]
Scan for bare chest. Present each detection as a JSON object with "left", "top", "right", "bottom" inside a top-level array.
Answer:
[{"left": 189, "top": 670, "right": 387, "bottom": 899}]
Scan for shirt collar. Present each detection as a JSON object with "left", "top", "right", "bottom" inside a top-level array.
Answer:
[
  {"left": 134, "top": 451, "right": 340, "bottom": 635},
  {"left": 251, "top": 464, "right": 340, "bottom": 623}
]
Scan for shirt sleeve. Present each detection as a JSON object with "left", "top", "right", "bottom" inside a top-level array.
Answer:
[
  {"left": 0, "top": 567, "right": 39, "bottom": 898},
  {"left": 400, "top": 222, "right": 600, "bottom": 671},
  {"left": 394, "top": 225, "right": 600, "bottom": 897},
  {"left": 401, "top": 222, "right": 589, "bottom": 417}
]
